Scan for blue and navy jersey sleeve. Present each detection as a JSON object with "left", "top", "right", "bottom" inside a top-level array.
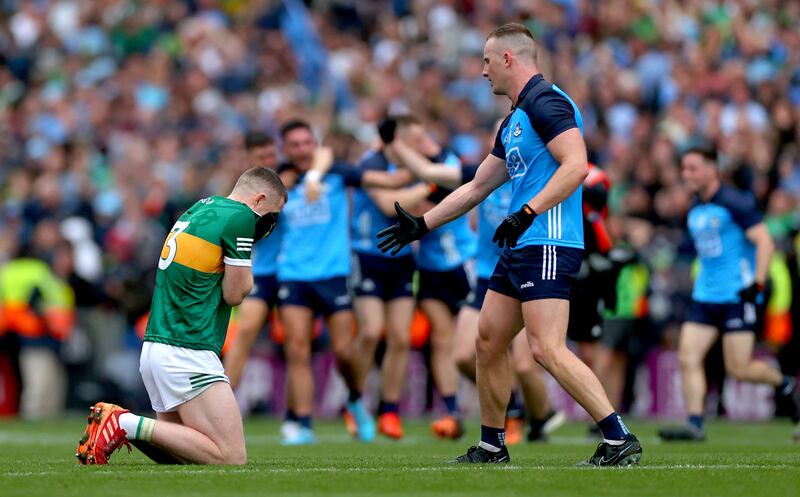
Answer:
[
  {"left": 522, "top": 89, "right": 578, "bottom": 145},
  {"left": 717, "top": 187, "right": 762, "bottom": 231},
  {"left": 358, "top": 152, "right": 388, "bottom": 172},
  {"left": 329, "top": 161, "right": 364, "bottom": 187},
  {"left": 490, "top": 115, "right": 512, "bottom": 160},
  {"left": 460, "top": 164, "right": 479, "bottom": 185}
]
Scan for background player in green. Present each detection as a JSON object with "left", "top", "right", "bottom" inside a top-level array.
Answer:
[{"left": 75, "top": 167, "right": 287, "bottom": 465}]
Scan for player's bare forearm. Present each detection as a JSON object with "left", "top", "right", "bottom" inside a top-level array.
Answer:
[
  {"left": 369, "top": 183, "right": 432, "bottom": 217},
  {"left": 526, "top": 159, "right": 588, "bottom": 214},
  {"left": 422, "top": 181, "right": 485, "bottom": 230},
  {"left": 222, "top": 266, "right": 254, "bottom": 306},
  {"left": 389, "top": 141, "right": 462, "bottom": 190},
  {"left": 363, "top": 169, "right": 414, "bottom": 189},
  {"left": 309, "top": 147, "right": 334, "bottom": 177},
  {"left": 747, "top": 223, "right": 774, "bottom": 285},
  {"left": 423, "top": 154, "right": 508, "bottom": 230}
]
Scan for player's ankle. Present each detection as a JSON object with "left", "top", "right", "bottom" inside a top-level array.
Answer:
[
  {"left": 480, "top": 425, "right": 506, "bottom": 451},
  {"left": 597, "top": 412, "right": 632, "bottom": 442},
  {"left": 119, "top": 413, "right": 156, "bottom": 442},
  {"left": 688, "top": 414, "right": 705, "bottom": 431}
]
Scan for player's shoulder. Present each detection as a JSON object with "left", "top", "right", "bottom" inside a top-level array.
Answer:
[
  {"left": 517, "top": 74, "right": 571, "bottom": 113},
  {"left": 357, "top": 150, "right": 388, "bottom": 171},
  {"left": 712, "top": 185, "right": 757, "bottom": 213}
]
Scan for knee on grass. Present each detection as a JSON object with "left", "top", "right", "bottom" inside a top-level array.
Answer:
[{"left": 216, "top": 447, "right": 247, "bottom": 465}]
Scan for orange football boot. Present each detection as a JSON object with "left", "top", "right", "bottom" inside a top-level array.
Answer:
[
  {"left": 75, "top": 402, "right": 131, "bottom": 465},
  {"left": 343, "top": 410, "right": 357, "bottom": 437},
  {"left": 431, "top": 415, "right": 464, "bottom": 440},
  {"left": 377, "top": 412, "right": 404, "bottom": 440},
  {"left": 504, "top": 416, "right": 524, "bottom": 445}
]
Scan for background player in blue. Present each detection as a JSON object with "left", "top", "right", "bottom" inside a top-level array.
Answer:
[
  {"left": 350, "top": 133, "right": 434, "bottom": 440},
  {"left": 389, "top": 121, "right": 565, "bottom": 443},
  {"left": 224, "top": 133, "right": 331, "bottom": 389},
  {"left": 378, "top": 23, "right": 641, "bottom": 466},
  {"left": 223, "top": 132, "right": 282, "bottom": 389},
  {"left": 386, "top": 116, "right": 478, "bottom": 440},
  {"left": 277, "top": 119, "right": 410, "bottom": 445},
  {"left": 659, "top": 146, "right": 800, "bottom": 442}
]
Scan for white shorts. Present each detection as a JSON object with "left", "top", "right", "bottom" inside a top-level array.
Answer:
[{"left": 139, "top": 341, "right": 230, "bottom": 413}]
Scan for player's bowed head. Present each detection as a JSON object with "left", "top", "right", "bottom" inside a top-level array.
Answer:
[{"left": 229, "top": 167, "right": 288, "bottom": 240}]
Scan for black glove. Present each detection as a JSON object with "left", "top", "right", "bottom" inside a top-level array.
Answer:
[
  {"left": 254, "top": 212, "right": 279, "bottom": 240},
  {"left": 377, "top": 202, "right": 429, "bottom": 255},
  {"left": 738, "top": 282, "right": 764, "bottom": 304},
  {"left": 378, "top": 118, "right": 397, "bottom": 144},
  {"left": 492, "top": 204, "right": 537, "bottom": 248}
]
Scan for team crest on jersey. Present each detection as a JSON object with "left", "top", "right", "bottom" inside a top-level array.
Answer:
[
  {"left": 505, "top": 147, "right": 527, "bottom": 179},
  {"left": 512, "top": 122, "right": 522, "bottom": 138}
]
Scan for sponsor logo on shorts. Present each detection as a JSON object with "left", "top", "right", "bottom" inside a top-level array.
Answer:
[
  {"left": 278, "top": 286, "right": 290, "bottom": 300},
  {"left": 726, "top": 318, "right": 744, "bottom": 329},
  {"left": 334, "top": 294, "right": 351, "bottom": 306},
  {"left": 520, "top": 281, "right": 535, "bottom": 289},
  {"left": 361, "top": 279, "right": 376, "bottom": 292}
]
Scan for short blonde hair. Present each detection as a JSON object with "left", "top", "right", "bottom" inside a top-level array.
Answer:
[{"left": 486, "top": 23, "right": 537, "bottom": 63}]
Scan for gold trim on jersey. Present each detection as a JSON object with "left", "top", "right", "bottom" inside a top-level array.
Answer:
[{"left": 160, "top": 232, "right": 223, "bottom": 273}]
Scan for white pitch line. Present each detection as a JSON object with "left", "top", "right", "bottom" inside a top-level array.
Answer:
[{"left": 3, "top": 463, "right": 793, "bottom": 478}]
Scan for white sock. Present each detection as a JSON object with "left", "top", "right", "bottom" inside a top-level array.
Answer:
[
  {"left": 603, "top": 438, "right": 625, "bottom": 446},
  {"left": 119, "top": 413, "right": 156, "bottom": 442},
  {"left": 478, "top": 441, "right": 501, "bottom": 452}
]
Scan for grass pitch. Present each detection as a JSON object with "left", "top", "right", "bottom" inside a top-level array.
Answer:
[{"left": 1, "top": 417, "right": 798, "bottom": 497}]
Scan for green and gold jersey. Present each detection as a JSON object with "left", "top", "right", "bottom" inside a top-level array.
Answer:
[{"left": 144, "top": 196, "right": 257, "bottom": 355}]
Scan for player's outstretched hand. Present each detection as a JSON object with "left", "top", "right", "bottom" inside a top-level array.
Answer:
[
  {"left": 492, "top": 204, "right": 537, "bottom": 248},
  {"left": 378, "top": 118, "right": 397, "bottom": 144},
  {"left": 254, "top": 212, "right": 279, "bottom": 240},
  {"left": 377, "top": 202, "right": 429, "bottom": 255}
]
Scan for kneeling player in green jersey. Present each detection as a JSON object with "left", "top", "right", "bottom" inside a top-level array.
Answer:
[{"left": 76, "top": 167, "right": 286, "bottom": 465}]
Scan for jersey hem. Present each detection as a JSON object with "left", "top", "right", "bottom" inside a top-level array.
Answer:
[
  {"left": 143, "top": 336, "right": 222, "bottom": 356},
  {"left": 512, "top": 239, "right": 584, "bottom": 250}
]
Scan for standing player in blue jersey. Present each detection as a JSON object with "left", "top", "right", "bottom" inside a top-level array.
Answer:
[
  {"left": 659, "top": 146, "right": 800, "bottom": 442},
  {"left": 378, "top": 23, "right": 641, "bottom": 466},
  {"left": 224, "top": 131, "right": 332, "bottom": 398},
  {"left": 276, "top": 119, "right": 411, "bottom": 445},
  {"left": 388, "top": 124, "right": 566, "bottom": 443},
  {"left": 349, "top": 133, "right": 434, "bottom": 440},
  {"left": 385, "top": 116, "right": 478, "bottom": 440}
]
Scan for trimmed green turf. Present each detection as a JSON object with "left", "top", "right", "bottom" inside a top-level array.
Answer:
[{"left": 1, "top": 418, "right": 798, "bottom": 497}]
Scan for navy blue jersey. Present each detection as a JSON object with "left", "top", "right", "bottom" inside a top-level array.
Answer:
[
  {"left": 491, "top": 74, "right": 584, "bottom": 250},
  {"left": 351, "top": 150, "right": 412, "bottom": 258},
  {"left": 277, "top": 162, "right": 362, "bottom": 282},
  {"left": 687, "top": 185, "right": 761, "bottom": 303}
]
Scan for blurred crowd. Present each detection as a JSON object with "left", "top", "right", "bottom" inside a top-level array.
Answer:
[{"left": 1, "top": 0, "right": 799, "bottom": 416}]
